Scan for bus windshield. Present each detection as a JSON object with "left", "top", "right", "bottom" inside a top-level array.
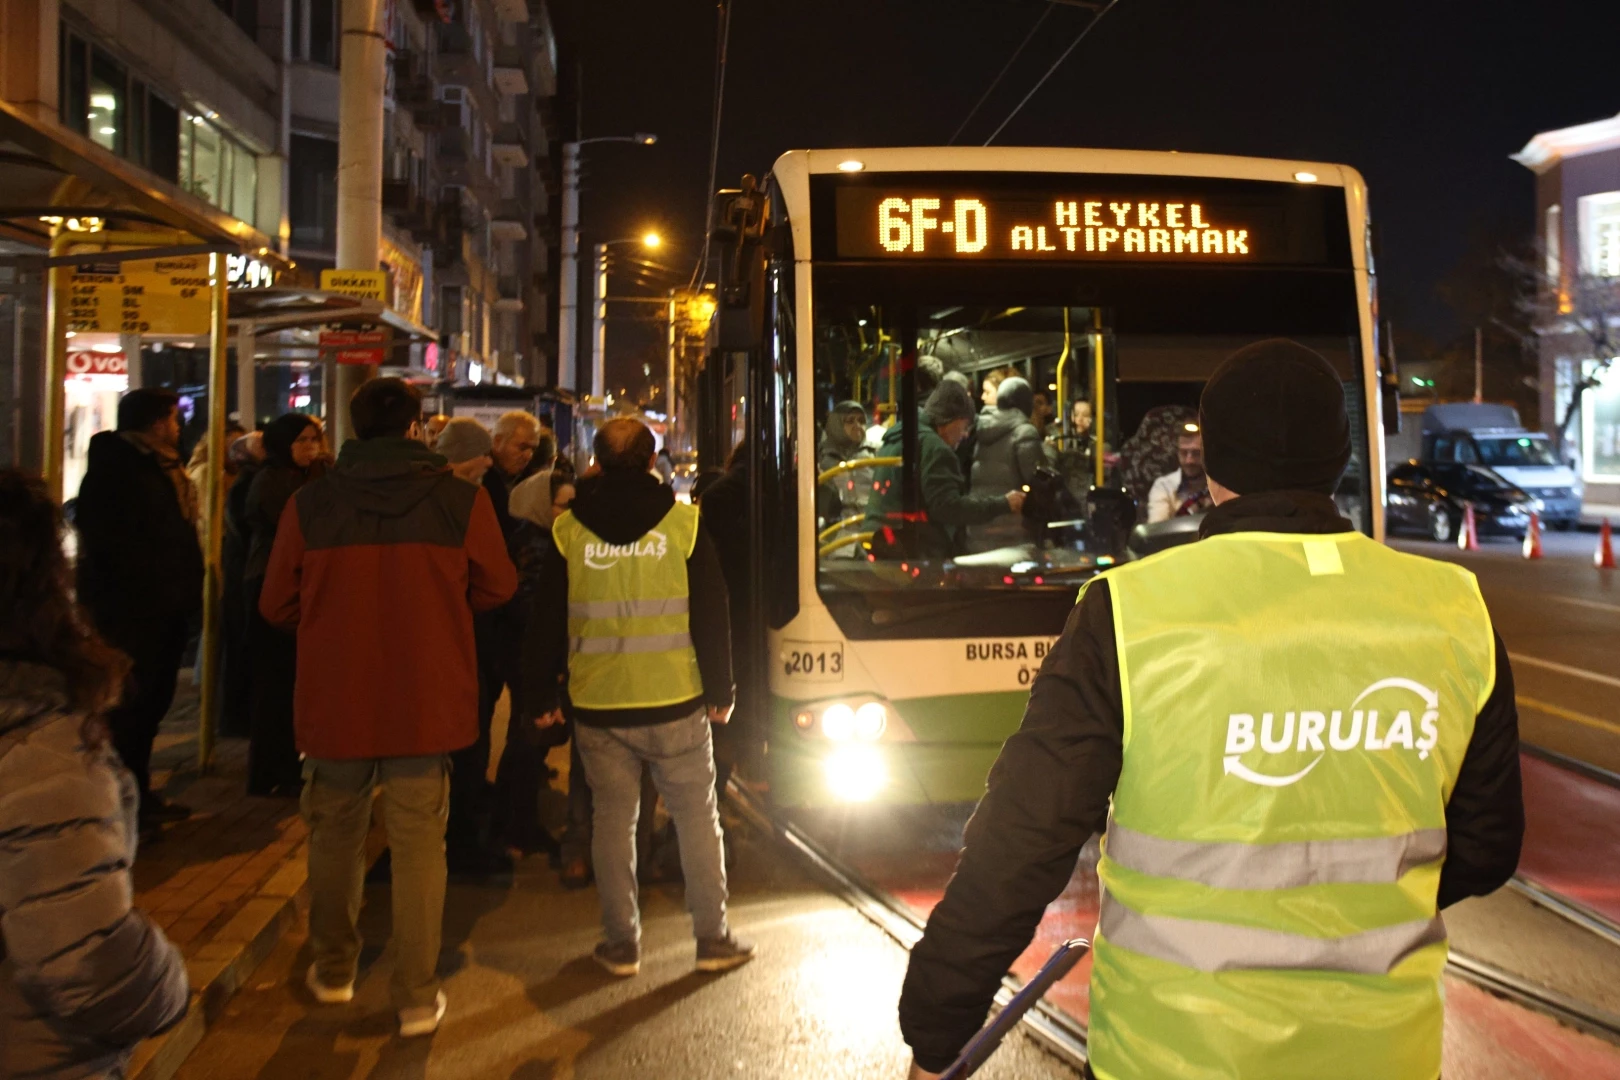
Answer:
[
  {"left": 812, "top": 296, "right": 1371, "bottom": 598},
  {"left": 1473, "top": 434, "right": 1559, "bottom": 468}
]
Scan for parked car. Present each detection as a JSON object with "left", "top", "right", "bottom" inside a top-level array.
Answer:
[{"left": 1387, "top": 460, "right": 1538, "bottom": 543}]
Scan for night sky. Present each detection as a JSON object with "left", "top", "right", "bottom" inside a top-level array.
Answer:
[{"left": 555, "top": 0, "right": 1620, "bottom": 396}]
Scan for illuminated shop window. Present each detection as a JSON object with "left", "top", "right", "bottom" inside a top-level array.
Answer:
[{"left": 1579, "top": 192, "right": 1620, "bottom": 278}]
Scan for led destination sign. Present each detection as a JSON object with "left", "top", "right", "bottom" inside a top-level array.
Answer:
[{"left": 829, "top": 176, "right": 1343, "bottom": 266}]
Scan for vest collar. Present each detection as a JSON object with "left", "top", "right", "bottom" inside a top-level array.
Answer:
[{"left": 1199, "top": 490, "right": 1354, "bottom": 539}]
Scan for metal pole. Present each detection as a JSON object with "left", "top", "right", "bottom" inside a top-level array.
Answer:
[
  {"left": 1474, "top": 325, "right": 1484, "bottom": 404},
  {"left": 591, "top": 241, "right": 607, "bottom": 400},
  {"left": 236, "top": 322, "right": 257, "bottom": 427},
  {"left": 198, "top": 254, "right": 229, "bottom": 770},
  {"left": 559, "top": 141, "right": 580, "bottom": 392},
  {"left": 332, "top": 0, "right": 387, "bottom": 443},
  {"left": 43, "top": 231, "right": 70, "bottom": 502},
  {"left": 667, "top": 292, "right": 678, "bottom": 445}
]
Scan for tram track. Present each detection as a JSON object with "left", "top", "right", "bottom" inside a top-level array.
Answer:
[{"left": 730, "top": 753, "right": 1620, "bottom": 1062}]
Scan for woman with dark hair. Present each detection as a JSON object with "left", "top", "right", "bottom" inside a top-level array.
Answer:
[
  {"left": 0, "top": 470, "right": 190, "bottom": 1077},
  {"left": 243, "top": 413, "right": 326, "bottom": 795}
]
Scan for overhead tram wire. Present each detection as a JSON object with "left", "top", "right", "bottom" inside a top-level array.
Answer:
[
  {"left": 982, "top": 0, "right": 1126, "bottom": 146},
  {"left": 692, "top": 0, "right": 734, "bottom": 290},
  {"left": 946, "top": 2, "right": 1057, "bottom": 145}
]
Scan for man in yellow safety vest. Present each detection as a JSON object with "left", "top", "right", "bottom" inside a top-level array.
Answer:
[
  {"left": 899, "top": 339, "right": 1523, "bottom": 1080},
  {"left": 523, "top": 417, "right": 755, "bottom": 978}
]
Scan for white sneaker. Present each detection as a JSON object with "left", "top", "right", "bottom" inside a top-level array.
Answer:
[
  {"left": 398, "top": 991, "right": 447, "bottom": 1037},
  {"left": 305, "top": 963, "right": 354, "bottom": 1005}
]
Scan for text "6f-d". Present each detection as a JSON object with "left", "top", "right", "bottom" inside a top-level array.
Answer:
[{"left": 880, "top": 198, "right": 988, "bottom": 254}]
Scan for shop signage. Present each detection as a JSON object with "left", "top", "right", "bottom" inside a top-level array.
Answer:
[
  {"left": 68, "top": 255, "right": 212, "bottom": 335},
  {"left": 227, "top": 253, "right": 275, "bottom": 289},
  {"left": 66, "top": 350, "right": 128, "bottom": 375},
  {"left": 320, "top": 269, "right": 389, "bottom": 303}
]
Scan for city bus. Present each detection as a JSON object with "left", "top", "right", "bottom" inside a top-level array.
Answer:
[{"left": 700, "top": 147, "right": 1393, "bottom": 811}]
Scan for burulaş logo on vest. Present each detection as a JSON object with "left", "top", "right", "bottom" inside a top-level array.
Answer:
[
  {"left": 1222, "top": 678, "right": 1442, "bottom": 787},
  {"left": 583, "top": 529, "right": 669, "bottom": 571}
]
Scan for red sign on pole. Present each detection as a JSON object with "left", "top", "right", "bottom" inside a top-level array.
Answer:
[
  {"left": 333, "top": 347, "right": 386, "bottom": 365},
  {"left": 321, "top": 328, "right": 388, "bottom": 365}
]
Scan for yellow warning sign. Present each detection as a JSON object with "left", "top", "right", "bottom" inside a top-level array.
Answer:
[
  {"left": 67, "top": 255, "right": 213, "bottom": 335},
  {"left": 320, "top": 269, "right": 389, "bottom": 303}
]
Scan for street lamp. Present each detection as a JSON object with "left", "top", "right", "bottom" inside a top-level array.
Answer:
[
  {"left": 591, "top": 232, "right": 667, "bottom": 401},
  {"left": 560, "top": 133, "right": 658, "bottom": 394}
]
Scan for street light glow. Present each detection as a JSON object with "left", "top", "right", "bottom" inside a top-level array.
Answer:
[
  {"left": 636, "top": 132, "right": 658, "bottom": 145},
  {"left": 642, "top": 231, "right": 662, "bottom": 249}
]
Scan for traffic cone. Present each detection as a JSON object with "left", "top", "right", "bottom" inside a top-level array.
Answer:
[
  {"left": 1523, "top": 511, "right": 1543, "bottom": 560},
  {"left": 1598, "top": 518, "right": 1616, "bottom": 570},
  {"left": 1459, "top": 505, "right": 1480, "bottom": 552}
]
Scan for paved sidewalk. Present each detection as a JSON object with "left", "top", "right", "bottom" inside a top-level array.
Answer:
[{"left": 123, "top": 677, "right": 311, "bottom": 1080}]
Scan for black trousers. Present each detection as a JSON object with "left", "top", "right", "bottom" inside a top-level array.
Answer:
[
  {"left": 448, "top": 647, "right": 511, "bottom": 855},
  {"left": 101, "top": 612, "right": 191, "bottom": 806},
  {"left": 247, "top": 605, "right": 302, "bottom": 795}
]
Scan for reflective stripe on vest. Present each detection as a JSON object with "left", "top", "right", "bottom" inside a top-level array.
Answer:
[
  {"left": 554, "top": 502, "right": 703, "bottom": 709},
  {"left": 1088, "top": 531, "right": 1494, "bottom": 1080}
]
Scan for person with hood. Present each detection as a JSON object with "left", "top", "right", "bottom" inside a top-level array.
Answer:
[
  {"left": 816, "top": 400, "right": 873, "bottom": 527},
  {"left": 865, "top": 382, "right": 1026, "bottom": 558},
  {"left": 0, "top": 469, "right": 191, "bottom": 1079},
  {"left": 220, "top": 431, "right": 266, "bottom": 738},
  {"left": 434, "top": 417, "right": 520, "bottom": 875},
  {"left": 898, "top": 341, "right": 1523, "bottom": 1080},
  {"left": 73, "top": 387, "right": 202, "bottom": 826},
  {"left": 493, "top": 466, "right": 576, "bottom": 861},
  {"left": 522, "top": 417, "right": 753, "bottom": 978},
  {"left": 243, "top": 413, "right": 327, "bottom": 796},
  {"left": 968, "top": 376, "right": 1049, "bottom": 550},
  {"left": 259, "top": 378, "right": 516, "bottom": 1038}
]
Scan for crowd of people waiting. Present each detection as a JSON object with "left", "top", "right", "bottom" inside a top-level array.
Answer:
[
  {"left": 817, "top": 359, "right": 1215, "bottom": 557},
  {"left": 0, "top": 379, "right": 749, "bottom": 1074}
]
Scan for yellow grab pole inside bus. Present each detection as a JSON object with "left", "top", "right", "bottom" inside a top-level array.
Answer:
[
  {"left": 197, "top": 253, "right": 229, "bottom": 770},
  {"left": 1054, "top": 307, "right": 1072, "bottom": 443},
  {"left": 1092, "top": 308, "right": 1106, "bottom": 489}
]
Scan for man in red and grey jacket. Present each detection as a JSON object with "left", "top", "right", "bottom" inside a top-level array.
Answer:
[{"left": 260, "top": 377, "right": 516, "bottom": 1038}]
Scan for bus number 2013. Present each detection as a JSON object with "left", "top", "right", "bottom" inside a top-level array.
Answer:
[{"left": 783, "top": 643, "right": 843, "bottom": 682}]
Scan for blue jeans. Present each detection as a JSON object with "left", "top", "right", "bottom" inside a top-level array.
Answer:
[{"left": 574, "top": 710, "right": 729, "bottom": 947}]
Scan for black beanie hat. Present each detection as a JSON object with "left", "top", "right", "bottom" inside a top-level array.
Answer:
[{"left": 1199, "top": 339, "right": 1351, "bottom": 496}]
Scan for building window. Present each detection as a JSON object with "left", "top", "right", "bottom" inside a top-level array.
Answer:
[
  {"left": 290, "top": 134, "right": 339, "bottom": 250},
  {"left": 213, "top": 0, "right": 260, "bottom": 40},
  {"left": 293, "top": 0, "right": 339, "bottom": 66},
  {"left": 1546, "top": 204, "right": 1561, "bottom": 282},
  {"left": 58, "top": 30, "right": 184, "bottom": 189},
  {"left": 441, "top": 285, "right": 464, "bottom": 339},
  {"left": 178, "top": 112, "right": 259, "bottom": 224},
  {"left": 1579, "top": 192, "right": 1620, "bottom": 278}
]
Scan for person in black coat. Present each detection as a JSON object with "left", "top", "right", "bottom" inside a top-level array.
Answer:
[
  {"left": 242, "top": 414, "right": 325, "bottom": 795},
  {"left": 74, "top": 388, "right": 202, "bottom": 824}
]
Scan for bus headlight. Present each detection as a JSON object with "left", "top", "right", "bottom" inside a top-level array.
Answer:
[
  {"left": 853, "top": 701, "right": 888, "bottom": 741},
  {"left": 826, "top": 745, "right": 886, "bottom": 801},
  {"left": 821, "top": 703, "right": 856, "bottom": 741}
]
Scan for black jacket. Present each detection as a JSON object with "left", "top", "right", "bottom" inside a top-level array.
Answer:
[
  {"left": 898, "top": 490, "right": 1524, "bottom": 1073},
  {"left": 74, "top": 432, "right": 203, "bottom": 631},
  {"left": 521, "top": 469, "right": 734, "bottom": 727}
]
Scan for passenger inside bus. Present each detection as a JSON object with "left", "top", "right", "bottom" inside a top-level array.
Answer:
[
  {"left": 1146, "top": 423, "right": 1213, "bottom": 523},
  {"left": 968, "top": 376, "right": 1049, "bottom": 550},
  {"left": 864, "top": 381, "right": 1026, "bottom": 557},
  {"left": 816, "top": 400, "right": 874, "bottom": 526}
]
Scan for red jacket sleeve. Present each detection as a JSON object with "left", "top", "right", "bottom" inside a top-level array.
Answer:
[
  {"left": 258, "top": 498, "right": 306, "bottom": 629},
  {"left": 466, "top": 486, "right": 518, "bottom": 612}
]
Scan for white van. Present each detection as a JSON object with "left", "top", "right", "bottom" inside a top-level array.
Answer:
[{"left": 1421, "top": 403, "right": 1581, "bottom": 529}]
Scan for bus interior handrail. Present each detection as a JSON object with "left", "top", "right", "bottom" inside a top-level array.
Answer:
[
  {"left": 818, "top": 532, "right": 874, "bottom": 558},
  {"left": 818, "top": 456, "right": 902, "bottom": 485}
]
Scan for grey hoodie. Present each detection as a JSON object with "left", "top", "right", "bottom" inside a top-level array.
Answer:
[{"left": 0, "top": 661, "right": 189, "bottom": 1079}]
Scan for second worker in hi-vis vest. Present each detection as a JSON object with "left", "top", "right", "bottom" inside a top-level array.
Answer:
[
  {"left": 900, "top": 340, "right": 1524, "bottom": 1080},
  {"left": 523, "top": 417, "right": 756, "bottom": 978}
]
